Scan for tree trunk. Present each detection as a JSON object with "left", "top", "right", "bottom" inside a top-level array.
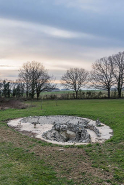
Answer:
[
  {"left": 31, "top": 93, "right": 34, "bottom": 99},
  {"left": 37, "top": 92, "right": 40, "bottom": 100},
  {"left": 117, "top": 76, "right": 122, "bottom": 98},
  {"left": 26, "top": 90, "right": 28, "bottom": 98},
  {"left": 108, "top": 88, "right": 110, "bottom": 98},
  {"left": 75, "top": 91, "right": 78, "bottom": 99},
  {"left": 118, "top": 88, "right": 121, "bottom": 98},
  {"left": 117, "top": 81, "right": 121, "bottom": 98}
]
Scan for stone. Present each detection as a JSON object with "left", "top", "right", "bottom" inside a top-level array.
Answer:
[
  {"left": 43, "top": 130, "right": 67, "bottom": 142},
  {"left": 58, "top": 149, "right": 65, "bottom": 151},
  {"left": 88, "top": 124, "right": 101, "bottom": 137},
  {"left": 76, "top": 127, "right": 91, "bottom": 143},
  {"left": 32, "top": 121, "right": 40, "bottom": 128},
  {"left": 43, "top": 121, "right": 91, "bottom": 143},
  {"left": 17, "top": 121, "right": 22, "bottom": 128},
  {"left": 96, "top": 118, "right": 101, "bottom": 126}
]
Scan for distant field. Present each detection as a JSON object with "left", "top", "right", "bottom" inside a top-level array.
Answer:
[
  {"left": 0, "top": 99, "right": 124, "bottom": 184},
  {"left": 40, "top": 90, "right": 124, "bottom": 99},
  {"left": 40, "top": 90, "right": 107, "bottom": 99},
  {"left": 41, "top": 90, "right": 102, "bottom": 95},
  {"left": 41, "top": 90, "right": 74, "bottom": 95}
]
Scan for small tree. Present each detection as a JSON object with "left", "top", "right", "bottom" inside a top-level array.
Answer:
[
  {"left": 0, "top": 80, "right": 3, "bottom": 97},
  {"left": 90, "top": 57, "right": 114, "bottom": 98},
  {"left": 2, "top": 80, "right": 11, "bottom": 98},
  {"left": 14, "top": 83, "right": 24, "bottom": 98},
  {"left": 61, "top": 68, "right": 88, "bottom": 99}
]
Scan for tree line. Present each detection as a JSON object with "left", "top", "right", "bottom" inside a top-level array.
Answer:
[
  {"left": 0, "top": 61, "right": 54, "bottom": 99},
  {"left": 61, "top": 51, "right": 124, "bottom": 99},
  {"left": 0, "top": 51, "right": 124, "bottom": 99}
]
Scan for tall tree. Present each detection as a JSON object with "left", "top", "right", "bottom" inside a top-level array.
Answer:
[
  {"left": 19, "top": 61, "right": 54, "bottom": 99},
  {"left": 61, "top": 68, "right": 88, "bottom": 99},
  {"left": 91, "top": 57, "right": 114, "bottom": 98},
  {"left": 110, "top": 52, "right": 124, "bottom": 98}
]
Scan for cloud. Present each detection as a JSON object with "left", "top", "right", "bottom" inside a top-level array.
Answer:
[
  {"left": 0, "top": 65, "right": 11, "bottom": 67},
  {"left": 54, "top": 0, "right": 101, "bottom": 12},
  {"left": 0, "top": 17, "right": 104, "bottom": 40},
  {"left": 0, "top": 0, "right": 124, "bottom": 41},
  {"left": 55, "top": 0, "right": 124, "bottom": 13},
  {"left": 0, "top": 69, "right": 19, "bottom": 80},
  {"left": 0, "top": 17, "right": 124, "bottom": 79},
  {"left": 0, "top": 0, "right": 124, "bottom": 81}
]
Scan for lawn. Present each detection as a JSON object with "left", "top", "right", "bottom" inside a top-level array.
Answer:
[{"left": 0, "top": 99, "right": 124, "bottom": 185}]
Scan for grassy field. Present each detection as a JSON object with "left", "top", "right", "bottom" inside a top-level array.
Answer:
[
  {"left": 38, "top": 90, "right": 124, "bottom": 99},
  {"left": 0, "top": 99, "right": 124, "bottom": 185},
  {"left": 39, "top": 90, "right": 106, "bottom": 99}
]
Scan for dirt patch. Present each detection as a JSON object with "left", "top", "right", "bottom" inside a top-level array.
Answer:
[
  {"left": 33, "top": 147, "right": 113, "bottom": 184},
  {"left": 0, "top": 98, "right": 29, "bottom": 110},
  {"left": 0, "top": 124, "right": 113, "bottom": 184}
]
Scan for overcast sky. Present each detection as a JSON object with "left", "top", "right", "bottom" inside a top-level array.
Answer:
[{"left": 0, "top": 0, "right": 124, "bottom": 83}]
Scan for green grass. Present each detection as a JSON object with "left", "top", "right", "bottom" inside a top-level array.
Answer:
[
  {"left": 0, "top": 99, "right": 124, "bottom": 184},
  {"left": 0, "top": 142, "right": 74, "bottom": 185}
]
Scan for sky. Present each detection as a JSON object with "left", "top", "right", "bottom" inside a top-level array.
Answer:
[{"left": 0, "top": 0, "right": 124, "bottom": 84}]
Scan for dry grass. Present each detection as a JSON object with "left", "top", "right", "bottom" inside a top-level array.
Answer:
[{"left": 0, "top": 98, "right": 30, "bottom": 110}]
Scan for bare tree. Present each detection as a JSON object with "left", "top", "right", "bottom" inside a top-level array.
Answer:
[
  {"left": 19, "top": 61, "right": 54, "bottom": 99},
  {"left": 90, "top": 57, "right": 114, "bottom": 98},
  {"left": 19, "top": 62, "right": 31, "bottom": 98},
  {"left": 61, "top": 68, "right": 88, "bottom": 99},
  {"left": 35, "top": 71, "right": 54, "bottom": 99},
  {"left": 109, "top": 52, "right": 124, "bottom": 98}
]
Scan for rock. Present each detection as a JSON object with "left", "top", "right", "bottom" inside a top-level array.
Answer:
[
  {"left": 53, "top": 123, "right": 67, "bottom": 131},
  {"left": 43, "top": 121, "right": 91, "bottom": 143},
  {"left": 96, "top": 118, "right": 101, "bottom": 126},
  {"left": 42, "top": 130, "right": 67, "bottom": 142},
  {"left": 88, "top": 124, "right": 101, "bottom": 137},
  {"left": 58, "top": 149, "right": 65, "bottom": 151}
]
